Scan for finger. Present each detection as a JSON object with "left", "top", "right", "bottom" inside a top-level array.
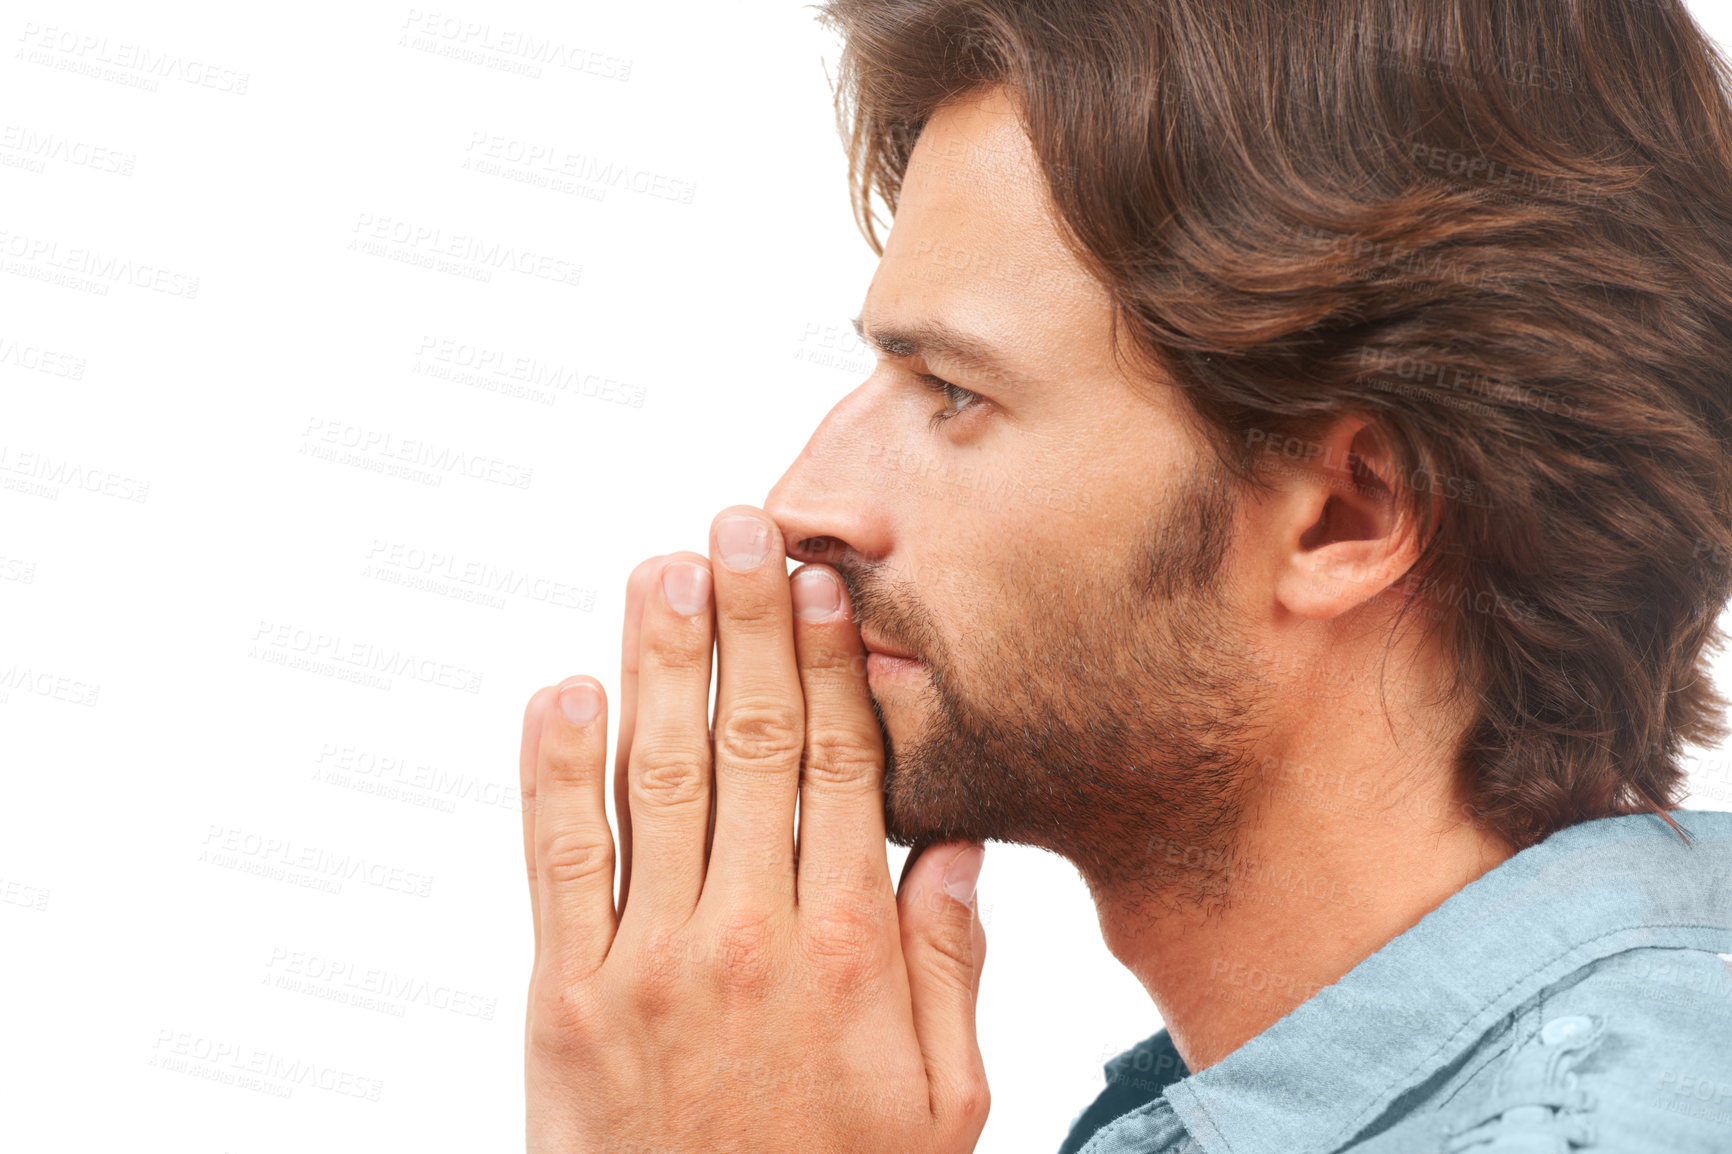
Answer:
[
  {"left": 535, "top": 677, "right": 617, "bottom": 977},
  {"left": 617, "top": 552, "right": 715, "bottom": 933},
  {"left": 897, "top": 841, "right": 990, "bottom": 1133},
  {"left": 614, "top": 554, "right": 665, "bottom": 918},
  {"left": 788, "top": 564, "right": 893, "bottom": 911},
  {"left": 520, "top": 685, "right": 559, "bottom": 954},
  {"left": 703, "top": 507, "right": 802, "bottom": 907},
  {"left": 969, "top": 899, "right": 987, "bottom": 999}
]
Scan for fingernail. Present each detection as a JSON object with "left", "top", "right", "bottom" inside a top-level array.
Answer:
[
  {"left": 716, "top": 516, "right": 770, "bottom": 571},
  {"left": 662, "top": 561, "right": 711, "bottom": 616},
  {"left": 559, "top": 682, "right": 602, "bottom": 726},
  {"left": 791, "top": 569, "right": 841, "bottom": 621},
  {"left": 942, "top": 844, "right": 984, "bottom": 907}
]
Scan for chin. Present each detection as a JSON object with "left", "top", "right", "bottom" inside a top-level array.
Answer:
[
  {"left": 878, "top": 754, "right": 999, "bottom": 849},
  {"left": 865, "top": 678, "right": 927, "bottom": 731}
]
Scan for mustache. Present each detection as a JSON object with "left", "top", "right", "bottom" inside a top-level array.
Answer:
[{"left": 826, "top": 556, "right": 929, "bottom": 662}]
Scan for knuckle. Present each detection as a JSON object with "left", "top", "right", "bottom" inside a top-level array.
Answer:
[
  {"left": 801, "top": 903, "right": 893, "bottom": 991},
  {"left": 626, "top": 936, "right": 686, "bottom": 1016},
  {"left": 528, "top": 982, "right": 601, "bottom": 1057},
  {"left": 912, "top": 922, "right": 976, "bottom": 988},
  {"left": 709, "top": 908, "right": 783, "bottom": 996},
  {"left": 716, "top": 700, "right": 802, "bottom": 770},
  {"left": 949, "top": 1077, "right": 990, "bottom": 1126},
  {"left": 540, "top": 727, "right": 596, "bottom": 782},
  {"left": 801, "top": 643, "right": 864, "bottom": 678},
  {"left": 721, "top": 594, "right": 788, "bottom": 636},
  {"left": 644, "top": 633, "right": 710, "bottom": 676},
  {"left": 538, "top": 828, "right": 614, "bottom": 887},
  {"left": 800, "top": 731, "right": 882, "bottom": 792},
  {"left": 631, "top": 741, "right": 709, "bottom": 808}
]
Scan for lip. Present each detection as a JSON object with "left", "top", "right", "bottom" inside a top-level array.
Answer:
[{"left": 861, "top": 633, "right": 920, "bottom": 662}]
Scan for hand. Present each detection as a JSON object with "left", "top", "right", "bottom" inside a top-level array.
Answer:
[{"left": 518, "top": 505, "right": 990, "bottom": 1153}]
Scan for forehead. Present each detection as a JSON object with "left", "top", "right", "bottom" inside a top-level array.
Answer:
[{"left": 868, "top": 87, "right": 1115, "bottom": 357}]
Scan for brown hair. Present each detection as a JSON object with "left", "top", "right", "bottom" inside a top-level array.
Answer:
[{"left": 818, "top": 0, "right": 1732, "bottom": 849}]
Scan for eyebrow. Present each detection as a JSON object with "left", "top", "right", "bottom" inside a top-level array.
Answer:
[{"left": 851, "top": 314, "right": 1028, "bottom": 387}]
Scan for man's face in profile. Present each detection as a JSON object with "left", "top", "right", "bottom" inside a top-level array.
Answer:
[{"left": 766, "top": 88, "right": 1271, "bottom": 894}]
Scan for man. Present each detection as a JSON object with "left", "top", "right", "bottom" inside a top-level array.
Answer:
[{"left": 516, "top": 1, "right": 1732, "bottom": 1151}]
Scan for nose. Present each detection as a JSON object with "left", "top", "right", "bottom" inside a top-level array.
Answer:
[{"left": 764, "top": 381, "right": 896, "bottom": 571}]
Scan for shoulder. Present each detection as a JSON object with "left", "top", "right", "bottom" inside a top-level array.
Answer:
[
  {"left": 1546, "top": 948, "right": 1732, "bottom": 1137},
  {"left": 1423, "top": 947, "right": 1732, "bottom": 1154}
]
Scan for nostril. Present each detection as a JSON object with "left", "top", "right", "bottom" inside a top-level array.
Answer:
[{"left": 791, "top": 535, "right": 850, "bottom": 567}]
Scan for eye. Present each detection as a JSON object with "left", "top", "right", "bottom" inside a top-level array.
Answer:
[{"left": 918, "top": 374, "right": 981, "bottom": 430}]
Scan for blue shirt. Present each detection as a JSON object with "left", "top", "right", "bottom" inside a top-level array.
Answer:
[{"left": 1060, "top": 810, "right": 1732, "bottom": 1154}]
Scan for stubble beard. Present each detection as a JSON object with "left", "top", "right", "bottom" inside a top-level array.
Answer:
[{"left": 842, "top": 461, "right": 1266, "bottom": 909}]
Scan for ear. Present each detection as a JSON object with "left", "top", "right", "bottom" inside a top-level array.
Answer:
[{"left": 1273, "top": 417, "right": 1423, "bottom": 621}]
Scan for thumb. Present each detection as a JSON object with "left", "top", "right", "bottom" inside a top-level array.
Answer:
[{"left": 898, "top": 841, "right": 990, "bottom": 1134}]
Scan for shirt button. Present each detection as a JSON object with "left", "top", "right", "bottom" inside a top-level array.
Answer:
[{"left": 1540, "top": 1015, "right": 1594, "bottom": 1045}]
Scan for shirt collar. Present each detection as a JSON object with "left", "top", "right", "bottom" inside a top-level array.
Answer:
[{"left": 1146, "top": 809, "right": 1732, "bottom": 1154}]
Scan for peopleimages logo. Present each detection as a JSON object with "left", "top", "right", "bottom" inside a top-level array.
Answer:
[
  {"left": 265, "top": 947, "right": 498, "bottom": 1020},
  {"left": 363, "top": 539, "right": 595, "bottom": 612},
  {"left": 15, "top": 23, "right": 251, "bottom": 95},
  {"left": 249, "top": 619, "right": 485, "bottom": 695},
  {"left": 411, "top": 335, "right": 645, "bottom": 408},
  {"left": 347, "top": 212, "right": 582, "bottom": 288},
  {"left": 397, "top": 9, "right": 632, "bottom": 81},
  {"left": 0, "top": 664, "right": 100, "bottom": 707},
  {"left": 200, "top": 824, "right": 436, "bottom": 898},
  {"left": 0, "top": 444, "right": 148, "bottom": 501},
  {"left": 300, "top": 417, "right": 534, "bottom": 490},
  {"left": 0, "top": 333, "right": 86, "bottom": 378},
  {"left": 149, "top": 1029, "right": 383, "bottom": 1102},
  {"left": 0, "top": 228, "right": 199, "bottom": 297}
]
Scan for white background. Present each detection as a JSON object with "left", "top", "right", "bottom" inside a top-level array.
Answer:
[{"left": 4, "top": 3, "right": 1731, "bottom": 1151}]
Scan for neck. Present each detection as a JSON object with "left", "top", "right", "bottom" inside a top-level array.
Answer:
[{"left": 1087, "top": 719, "right": 1515, "bottom": 1073}]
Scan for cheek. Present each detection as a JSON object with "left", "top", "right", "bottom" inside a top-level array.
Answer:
[
  {"left": 893, "top": 465, "right": 1126, "bottom": 656},
  {"left": 936, "top": 548, "right": 1045, "bottom": 666}
]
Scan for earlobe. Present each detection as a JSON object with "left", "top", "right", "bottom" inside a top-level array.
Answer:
[{"left": 1274, "top": 419, "right": 1423, "bottom": 621}]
